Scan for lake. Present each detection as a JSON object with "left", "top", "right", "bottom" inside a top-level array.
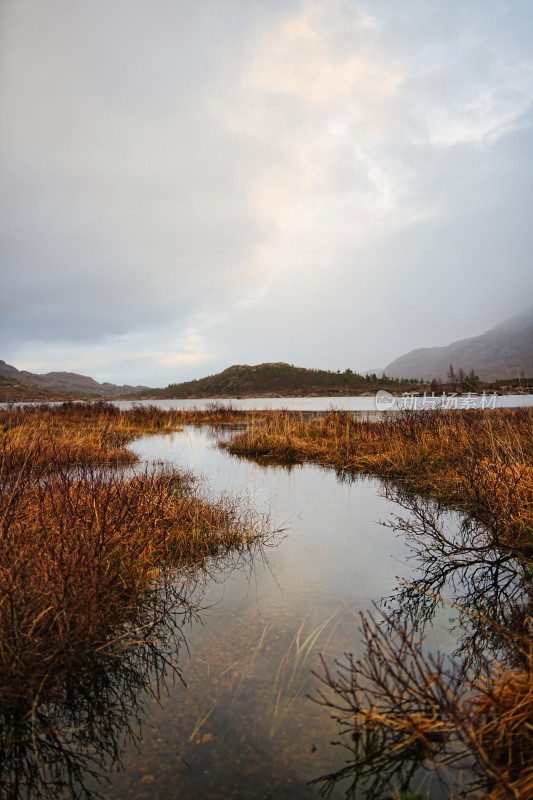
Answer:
[{"left": 114, "top": 393, "right": 532, "bottom": 412}]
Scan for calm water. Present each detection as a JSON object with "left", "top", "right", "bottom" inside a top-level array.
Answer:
[
  {"left": 108, "top": 428, "right": 418, "bottom": 799},
  {"left": 86, "top": 427, "right": 459, "bottom": 800},
  {"left": 2, "top": 424, "right": 526, "bottom": 800},
  {"left": 114, "top": 393, "right": 532, "bottom": 412},
  {"left": 2, "top": 394, "right": 530, "bottom": 415}
]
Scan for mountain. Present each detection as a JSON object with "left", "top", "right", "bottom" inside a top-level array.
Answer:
[
  {"left": 383, "top": 308, "right": 533, "bottom": 382},
  {"left": 140, "top": 362, "right": 421, "bottom": 399},
  {"left": 0, "top": 360, "right": 150, "bottom": 398},
  {"left": 0, "top": 375, "right": 62, "bottom": 402}
]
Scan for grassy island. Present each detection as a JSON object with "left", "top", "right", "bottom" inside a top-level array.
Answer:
[{"left": 225, "top": 406, "right": 533, "bottom": 550}]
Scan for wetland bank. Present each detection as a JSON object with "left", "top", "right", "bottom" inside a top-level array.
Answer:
[{"left": 0, "top": 401, "right": 532, "bottom": 800}]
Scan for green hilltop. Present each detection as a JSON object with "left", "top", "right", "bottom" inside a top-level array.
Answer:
[{"left": 138, "top": 362, "right": 422, "bottom": 399}]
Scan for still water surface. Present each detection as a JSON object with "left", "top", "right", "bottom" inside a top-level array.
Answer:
[
  {"left": 81, "top": 426, "right": 459, "bottom": 800},
  {"left": 5, "top": 422, "right": 519, "bottom": 799},
  {"left": 115, "top": 394, "right": 532, "bottom": 412}
]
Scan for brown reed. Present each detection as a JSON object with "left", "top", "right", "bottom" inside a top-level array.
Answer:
[
  {"left": 0, "top": 401, "right": 266, "bottom": 707},
  {"left": 224, "top": 407, "right": 533, "bottom": 550},
  {"left": 311, "top": 606, "right": 533, "bottom": 800}
]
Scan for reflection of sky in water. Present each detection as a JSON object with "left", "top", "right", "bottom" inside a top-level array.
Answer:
[
  {"left": 128, "top": 427, "right": 414, "bottom": 611},
  {"left": 128, "top": 427, "right": 461, "bottom": 654},
  {"left": 3, "top": 425, "right": 476, "bottom": 800},
  {"left": 95, "top": 426, "right": 457, "bottom": 799},
  {"left": 115, "top": 394, "right": 533, "bottom": 412}
]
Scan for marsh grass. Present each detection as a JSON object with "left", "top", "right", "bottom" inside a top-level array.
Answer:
[
  {"left": 0, "top": 402, "right": 268, "bottom": 709},
  {"left": 311, "top": 605, "right": 533, "bottom": 800},
  {"left": 0, "top": 577, "right": 198, "bottom": 800},
  {"left": 4, "top": 400, "right": 532, "bottom": 797},
  {"left": 224, "top": 407, "right": 533, "bottom": 550}
]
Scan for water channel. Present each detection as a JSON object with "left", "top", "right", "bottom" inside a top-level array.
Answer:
[{"left": 2, "top": 415, "right": 529, "bottom": 799}]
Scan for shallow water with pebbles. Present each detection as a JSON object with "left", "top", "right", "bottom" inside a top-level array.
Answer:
[{"left": 82, "top": 425, "right": 454, "bottom": 800}]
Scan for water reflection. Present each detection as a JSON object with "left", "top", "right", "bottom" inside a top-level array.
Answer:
[
  {"left": 0, "top": 550, "right": 264, "bottom": 800},
  {"left": 310, "top": 484, "right": 532, "bottom": 799},
  {"left": 308, "top": 710, "right": 452, "bottom": 800},
  {"left": 309, "top": 613, "right": 468, "bottom": 800},
  {"left": 379, "top": 485, "right": 532, "bottom": 674},
  {"left": 6, "top": 419, "right": 523, "bottom": 800}
]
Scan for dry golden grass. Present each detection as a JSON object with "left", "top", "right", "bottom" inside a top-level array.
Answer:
[
  {"left": 3, "top": 401, "right": 532, "bottom": 797},
  {"left": 0, "top": 401, "right": 266, "bottom": 707},
  {"left": 312, "top": 607, "right": 533, "bottom": 800},
  {"left": 477, "top": 663, "right": 533, "bottom": 799},
  {"left": 225, "top": 407, "right": 533, "bottom": 550}
]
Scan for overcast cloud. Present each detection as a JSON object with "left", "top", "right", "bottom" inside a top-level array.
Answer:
[{"left": 1, "top": 0, "right": 532, "bottom": 385}]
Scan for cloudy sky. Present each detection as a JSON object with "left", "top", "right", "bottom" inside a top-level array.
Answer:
[{"left": 1, "top": 0, "right": 532, "bottom": 386}]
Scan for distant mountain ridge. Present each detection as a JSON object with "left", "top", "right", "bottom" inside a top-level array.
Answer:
[
  {"left": 383, "top": 308, "right": 533, "bottom": 382},
  {"left": 0, "top": 360, "right": 149, "bottom": 397}
]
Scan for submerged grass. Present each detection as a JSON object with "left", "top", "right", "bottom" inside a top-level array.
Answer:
[
  {"left": 267, "top": 611, "right": 339, "bottom": 740},
  {"left": 0, "top": 401, "right": 267, "bottom": 708}
]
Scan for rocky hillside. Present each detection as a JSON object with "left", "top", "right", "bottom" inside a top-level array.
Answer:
[
  {"left": 384, "top": 308, "right": 533, "bottom": 382},
  {"left": 0, "top": 360, "right": 149, "bottom": 398}
]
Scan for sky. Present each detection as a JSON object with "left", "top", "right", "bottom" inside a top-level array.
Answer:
[{"left": 1, "top": 0, "right": 532, "bottom": 387}]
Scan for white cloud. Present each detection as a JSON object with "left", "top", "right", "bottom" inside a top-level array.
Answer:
[{"left": 247, "top": 2, "right": 399, "bottom": 107}]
